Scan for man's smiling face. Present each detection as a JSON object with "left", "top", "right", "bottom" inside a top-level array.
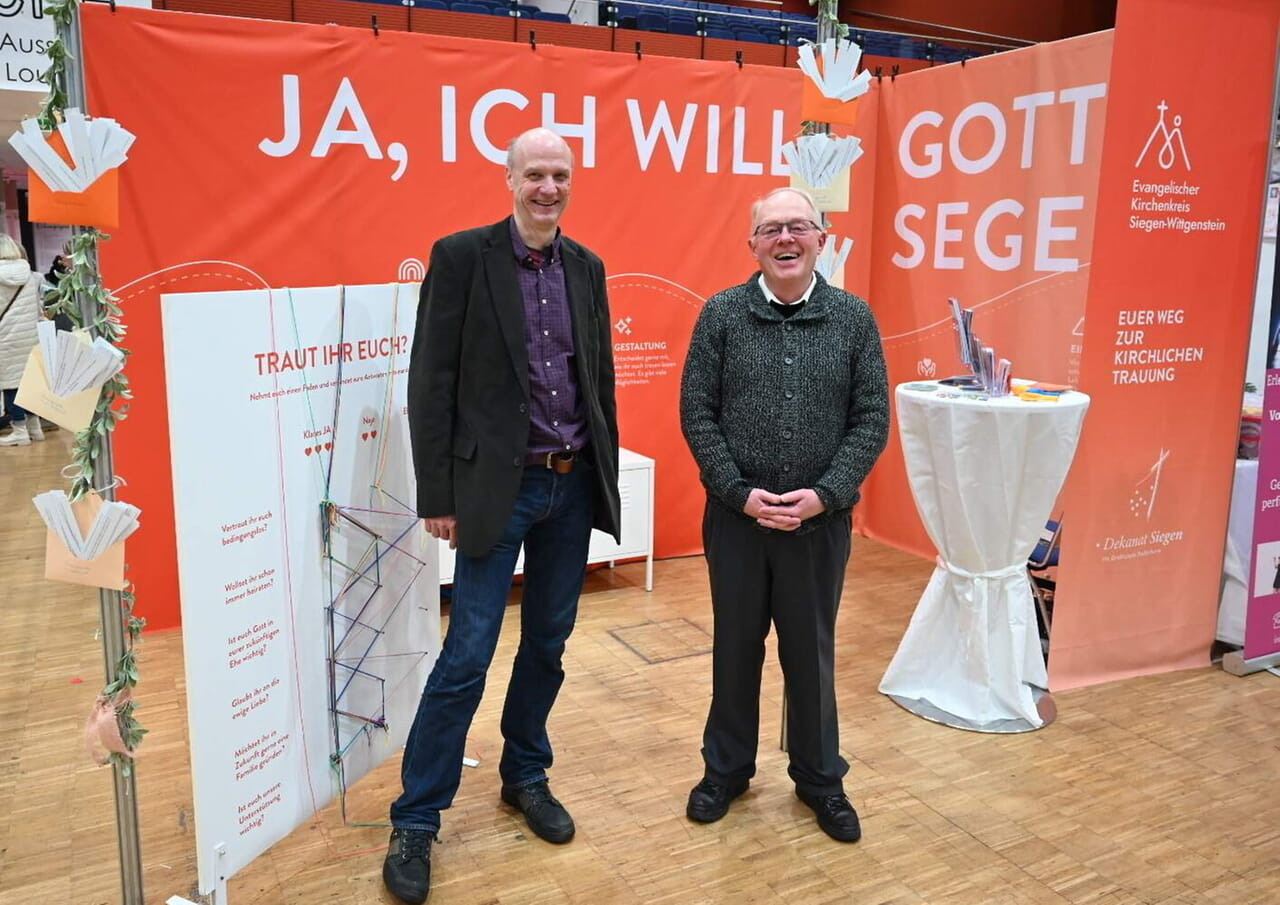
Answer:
[
  {"left": 507, "top": 131, "right": 573, "bottom": 239},
  {"left": 748, "top": 190, "right": 826, "bottom": 291}
]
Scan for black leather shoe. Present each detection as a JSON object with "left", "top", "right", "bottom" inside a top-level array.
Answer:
[
  {"left": 796, "top": 789, "right": 862, "bottom": 842},
  {"left": 501, "top": 780, "right": 575, "bottom": 843},
  {"left": 686, "top": 777, "right": 748, "bottom": 823},
  {"left": 382, "top": 828, "right": 434, "bottom": 904}
]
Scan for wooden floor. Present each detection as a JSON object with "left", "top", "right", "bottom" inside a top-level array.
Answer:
[{"left": 3, "top": 433, "right": 1280, "bottom": 905}]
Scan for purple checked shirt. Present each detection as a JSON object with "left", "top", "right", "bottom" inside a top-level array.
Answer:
[{"left": 510, "top": 219, "right": 589, "bottom": 458}]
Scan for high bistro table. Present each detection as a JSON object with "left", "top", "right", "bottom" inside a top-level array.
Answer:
[{"left": 879, "top": 381, "right": 1090, "bottom": 732}]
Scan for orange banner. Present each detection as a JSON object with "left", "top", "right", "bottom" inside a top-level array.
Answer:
[
  {"left": 82, "top": 5, "right": 865, "bottom": 628},
  {"left": 858, "top": 34, "right": 1112, "bottom": 555},
  {"left": 1049, "top": 0, "right": 1280, "bottom": 688}
]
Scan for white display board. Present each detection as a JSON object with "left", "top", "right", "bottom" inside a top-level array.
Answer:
[
  {"left": 0, "top": 0, "right": 150, "bottom": 91},
  {"left": 162, "top": 284, "right": 438, "bottom": 893}
]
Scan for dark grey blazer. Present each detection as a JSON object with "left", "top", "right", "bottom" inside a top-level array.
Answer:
[{"left": 407, "top": 217, "right": 621, "bottom": 558}]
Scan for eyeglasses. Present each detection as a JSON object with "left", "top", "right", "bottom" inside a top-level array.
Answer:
[{"left": 753, "top": 219, "right": 821, "bottom": 240}]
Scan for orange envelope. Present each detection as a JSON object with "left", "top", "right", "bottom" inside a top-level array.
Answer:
[
  {"left": 27, "top": 131, "right": 120, "bottom": 230},
  {"left": 14, "top": 345, "right": 101, "bottom": 433},
  {"left": 45, "top": 491, "right": 128, "bottom": 591},
  {"left": 800, "top": 77, "right": 861, "bottom": 127}
]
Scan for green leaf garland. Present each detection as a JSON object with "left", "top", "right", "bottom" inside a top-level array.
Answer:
[{"left": 40, "top": 0, "right": 145, "bottom": 774}]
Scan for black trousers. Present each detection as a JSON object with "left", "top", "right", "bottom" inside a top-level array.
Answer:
[{"left": 700, "top": 500, "right": 851, "bottom": 796}]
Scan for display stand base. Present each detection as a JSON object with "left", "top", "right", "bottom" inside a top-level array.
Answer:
[
  {"left": 167, "top": 843, "right": 228, "bottom": 905},
  {"left": 885, "top": 687, "right": 1056, "bottom": 733},
  {"left": 1222, "top": 649, "right": 1280, "bottom": 676}
]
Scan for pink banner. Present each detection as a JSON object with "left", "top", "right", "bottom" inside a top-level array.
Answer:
[{"left": 1245, "top": 242, "right": 1280, "bottom": 660}]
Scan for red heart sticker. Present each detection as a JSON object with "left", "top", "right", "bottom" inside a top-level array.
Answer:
[
  {"left": 324, "top": 442, "right": 332, "bottom": 451},
  {"left": 371, "top": 430, "right": 378, "bottom": 439},
  {"left": 315, "top": 445, "right": 323, "bottom": 455},
  {"left": 304, "top": 447, "right": 313, "bottom": 456},
  {"left": 362, "top": 432, "right": 369, "bottom": 441}
]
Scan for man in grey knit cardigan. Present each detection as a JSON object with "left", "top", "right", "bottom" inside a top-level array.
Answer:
[{"left": 679, "top": 187, "right": 889, "bottom": 842}]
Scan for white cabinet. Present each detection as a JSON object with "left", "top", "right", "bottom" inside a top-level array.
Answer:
[{"left": 437, "top": 447, "right": 654, "bottom": 591}]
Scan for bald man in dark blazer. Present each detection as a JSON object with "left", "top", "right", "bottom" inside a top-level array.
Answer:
[{"left": 384, "top": 127, "right": 619, "bottom": 905}]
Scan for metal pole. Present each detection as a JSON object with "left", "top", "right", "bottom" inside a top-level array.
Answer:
[
  {"left": 59, "top": 7, "right": 145, "bottom": 904},
  {"left": 813, "top": 9, "right": 835, "bottom": 145},
  {"left": 815, "top": 1, "right": 834, "bottom": 45}
]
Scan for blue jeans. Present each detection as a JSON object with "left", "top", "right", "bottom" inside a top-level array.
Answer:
[
  {"left": 2, "top": 388, "right": 28, "bottom": 423},
  {"left": 390, "top": 462, "right": 595, "bottom": 832}
]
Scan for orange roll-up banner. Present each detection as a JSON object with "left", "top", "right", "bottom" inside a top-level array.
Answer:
[
  {"left": 81, "top": 5, "right": 851, "bottom": 628},
  {"left": 857, "top": 34, "right": 1112, "bottom": 556},
  {"left": 1050, "top": 0, "right": 1280, "bottom": 688}
]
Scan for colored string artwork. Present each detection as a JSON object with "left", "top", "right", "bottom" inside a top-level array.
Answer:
[{"left": 280, "top": 284, "right": 434, "bottom": 826}]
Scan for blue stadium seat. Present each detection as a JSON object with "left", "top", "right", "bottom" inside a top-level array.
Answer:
[
  {"left": 704, "top": 25, "right": 735, "bottom": 39},
  {"left": 417, "top": 0, "right": 448, "bottom": 9},
  {"left": 702, "top": 10, "right": 730, "bottom": 30},
  {"left": 863, "top": 33, "right": 896, "bottom": 56},
  {"left": 636, "top": 10, "right": 667, "bottom": 31},
  {"left": 450, "top": 2, "right": 490, "bottom": 13},
  {"left": 537, "top": 10, "right": 572, "bottom": 21}
]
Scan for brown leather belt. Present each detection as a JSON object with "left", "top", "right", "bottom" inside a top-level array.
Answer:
[{"left": 527, "top": 450, "right": 578, "bottom": 474}]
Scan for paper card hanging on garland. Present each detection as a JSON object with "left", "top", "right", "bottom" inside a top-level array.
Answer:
[
  {"left": 42, "top": 491, "right": 130, "bottom": 590},
  {"left": 14, "top": 345, "right": 101, "bottom": 433},
  {"left": 26, "top": 132, "right": 120, "bottom": 229},
  {"left": 791, "top": 163, "right": 850, "bottom": 213},
  {"left": 816, "top": 235, "right": 854, "bottom": 289},
  {"left": 796, "top": 40, "right": 872, "bottom": 127}
]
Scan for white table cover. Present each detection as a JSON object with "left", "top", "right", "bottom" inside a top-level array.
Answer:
[{"left": 880, "top": 382, "right": 1089, "bottom": 728}]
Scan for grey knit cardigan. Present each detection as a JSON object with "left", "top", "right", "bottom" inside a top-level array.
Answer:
[{"left": 679, "top": 273, "right": 890, "bottom": 532}]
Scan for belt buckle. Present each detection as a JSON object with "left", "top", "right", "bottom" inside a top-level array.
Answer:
[{"left": 546, "top": 451, "right": 575, "bottom": 473}]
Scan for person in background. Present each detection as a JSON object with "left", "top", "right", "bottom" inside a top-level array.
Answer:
[
  {"left": 679, "top": 187, "right": 889, "bottom": 842},
  {"left": 383, "top": 127, "right": 620, "bottom": 905},
  {"left": 43, "top": 243, "right": 76, "bottom": 333},
  {"left": 0, "top": 235, "right": 47, "bottom": 447}
]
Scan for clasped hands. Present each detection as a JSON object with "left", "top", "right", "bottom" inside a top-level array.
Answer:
[
  {"left": 427, "top": 489, "right": 822, "bottom": 542},
  {"left": 743, "top": 488, "right": 825, "bottom": 531}
]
